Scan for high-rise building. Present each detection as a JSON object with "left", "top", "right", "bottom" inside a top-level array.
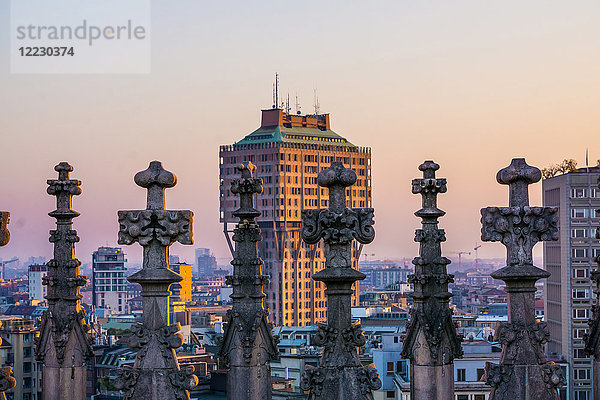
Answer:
[
  {"left": 28, "top": 264, "right": 48, "bottom": 305},
  {"left": 170, "top": 262, "right": 193, "bottom": 303},
  {"left": 92, "top": 247, "right": 128, "bottom": 315},
  {"left": 0, "top": 317, "right": 43, "bottom": 400},
  {"left": 195, "top": 248, "right": 217, "bottom": 277},
  {"left": 220, "top": 107, "right": 372, "bottom": 326},
  {"left": 543, "top": 166, "right": 600, "bottom": 400}
]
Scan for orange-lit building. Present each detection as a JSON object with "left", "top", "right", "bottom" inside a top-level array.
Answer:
[{"left": 219, "top": 108, "right": 372, "bottom": 326}]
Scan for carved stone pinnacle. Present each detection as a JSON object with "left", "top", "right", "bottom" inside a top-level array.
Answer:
[
  {"left": 0, "top": 212, "right": 9, "bottom": 247},
  {"left": 219, "top": 161, "right": 279, "bottom": 400},
  {"left": 114, "top": 161, "right": 197, "bottom": 400},
  {"left": 403, "top": 161, "right": 462, "bottom": 400},
  {"left": 481, "top": 158, "right": 564, "bottom": 400},
  {"left": 300, "top": 161, "right": 380, "bottom": 400},
  {"left": 36, "top": 162, "right": 93, "bottom": 400}
]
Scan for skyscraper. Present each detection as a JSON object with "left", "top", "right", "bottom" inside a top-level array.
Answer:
[
  {"left": 92, "top": 247, "right": 128, "bottom": 315},
  {"left": 543, "top": 166, "right": 600, "bottom": 400},
  {"left": 220, "top": 107, "right": 372, "bottom": 326},
  {"left": 28, "top": 264, "right": 48, "bottom": 304},
  {"left": 195, "top": 248, "right": 217, "bottom": 277}
]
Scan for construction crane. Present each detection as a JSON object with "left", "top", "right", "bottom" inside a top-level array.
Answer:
[
  {"left": 0, "top": 258, "right": 18, "bottom": 281},
  {"left": 449, "top": 252, "right": 470, "bottom": 270},
  {"left": 474, "top": 243, "right": 482, "bottom": 271}
]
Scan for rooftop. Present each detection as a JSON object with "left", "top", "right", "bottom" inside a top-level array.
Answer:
[{"left": 234, "top": 109, "right": 356, "bottom": 148}]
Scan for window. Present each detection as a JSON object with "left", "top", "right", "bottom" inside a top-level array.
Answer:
[
  {"left": 387, "top": 362, "right": 394, "bottom": 376},
  {"left": 571, "top": 228, "right": 588, "bottom": 238},
  {"left": 572, "top": 289, "right": 590, "bottom": 299},
  {"left": 573, "top": 268, "right": 590, "bottom": 278},
  {"left": 571, "top": 188, "right": 587, "bottom": 198},
  {"left": 574, "top": 368, "right": 591, "bottom": 380},
  {"left": 572, "top": 248, "right": 589, "bottom": 258},
  {"left": 575, "top": 390, "right": 590, "bottom": 400},
  {"left": 474, "top": 396, "right": 485, "bottom": 400},
  {"left": 476, "top": 368, "right": 485, "bottom": 381},
  {"left": 574, "top": 328, "right": 588, "bottom": 339},
  {"left": 394, "top": 336, "right": 399, "bottom": 343},
  {"left": 456, "top": 369, "right": 466, "bottom": 382},
  {"left": 457, "top": 396, "right": 468, "bottom": 400},
  {"left": 386, "top": 391, "right": 395, "bottom": 399},
  {"left": 572, "top": 208, "right": 589, "bottom": 218},
  {"left": 574, "top": 348, "right": 589, "bottom": 359},
  {"left": 573, "top": 308, "right": 590, "bottom": 319}
]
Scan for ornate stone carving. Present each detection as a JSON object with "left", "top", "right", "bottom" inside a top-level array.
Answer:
[
  {"left": 113, "top": 161, "right": 197, "bottom": 400},
  {"left": 0, "top": 212, "right": 9, "bottom": 247},
  {"left": 401, "top": 161, "right": 462, "bottom": 400},
  {"left": 35, "top": 162, "right": 93, "bottom": 400},
  {"left": 218, "top": 162, "right": 279, "bottom": 400},
  {"left": 481, "top": 158, "right": 564, "bottom": 399},
  {"left": 300, "top": 161, "right": 381, "bottom": 400},
  {"left": 0, "top": 213, "right": 15, "bottom": 400}
]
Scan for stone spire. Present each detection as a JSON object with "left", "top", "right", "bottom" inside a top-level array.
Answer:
[
  {"left": 0, "top": 212, "right": 10, "bottom": 247},
  {"left": 300, "top": 161, "right": 381, "bottom": 400},
  {"left": 401, "top": 161, "right": 463, "bottom": 400},
  {"left": 0, "top": 212, "right": 16, "bottom": 400},
  {"left": 218, "top": 162, "right": 279, "bottom": 400},
  {"left": 35, "top": 162, "right": 93, "bottom": 400},
  {"left": 584, "top": 177, "right": 600, "bottom": 400},
  {"left": 113, "top": 161, "right": 197, "bottom": 400},
  {"left": 481, "top": 158, "right": 565, "bottom": 399}
]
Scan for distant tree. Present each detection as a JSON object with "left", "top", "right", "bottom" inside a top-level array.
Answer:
[
  {"left": 597, "top": 159, "right": 600, "bottom": 166},
  {"left": 542, "top": 164, "right": 560, "bottom": 179},
  {"left": 542, "top": 159, "right": 578, "bottom": 179}
]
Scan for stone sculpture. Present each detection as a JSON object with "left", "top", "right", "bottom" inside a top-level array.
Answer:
[
  {"left": 481, "top": 158, "right": 565, "bottom": 399},
  {"left": 35, "top": 162, "right": 93, "bottom": 400},
  {"left": 113, "top": 161, "right": 197, "bottom": 400},
  {"left": 0, "top": 211, "right": 16, "bottom": 400},
  {"left": 218, "top": 162, "right": 279, "bottom": 400},
  {"left": 300, "top": 161, "right": 381, "bottom": 400},
  {"left": 401, "top": 161, "right": 463, "bottom": 400}
]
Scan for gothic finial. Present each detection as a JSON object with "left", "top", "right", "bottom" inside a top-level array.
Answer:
[
  {"left": 219, "top": 161, "right": 278, "bottom": 400},
  {"left": 402, "top": 161, "right": 462, "bottom": 399},
  {"left": 318, "top": 161, "right": 356, "bottom": 212},
  {"left": 481, "top": 158, "right": 564, "bottom": 399},
  {"left": 0, "top": 212, "right": 9, "bottom": 247},
  {"left": 133, "top": 161, "right": 177, "bottom": 211},
  {"left": 300, "top": 162, "right": 380, "bottom": 400},
  {"left": 482, "top": 158, "right": 558, "bottom": 267},
  {"left": 36, "top": 162, "right": 92, "bottom": 400},
  {"left": 496, "top": 158, "right": 541, "bottom": 207},
  {"left": 115, "top": 161, "right": 196, "bottom": 400}
]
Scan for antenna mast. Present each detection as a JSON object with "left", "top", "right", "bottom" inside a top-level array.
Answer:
[
  {"left": 273, "top": 72, "right": 279, "bottom": 109},
  {"left": 313, "top": 88, "right": 320, "bottom": 115},
  {"left": 295, "top": 94, "right": 301, "bottom": 115}
]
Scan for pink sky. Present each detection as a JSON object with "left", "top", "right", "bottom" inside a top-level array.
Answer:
[{"left": 1, "top": 1, "right": 599, "bottom": 265}]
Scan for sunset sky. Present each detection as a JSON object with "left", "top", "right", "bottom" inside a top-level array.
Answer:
[{"left": 1, "top": 0, "right": 599, "bottom": 266}]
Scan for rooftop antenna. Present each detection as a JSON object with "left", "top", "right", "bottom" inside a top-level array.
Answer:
[
  {"left": 295, "top": 94, "right": 301, "bottom": 115},
  {"left": 586, "top": 148, "right": 589, "bottom": 167},
  {"left": 272, "top": 72, "right": 279, "bottom": 109},
  {"left": 286, "top": 92, "right": 291, "bottom": 115},
  {"left": 313, "top": 88, "right": 320, "bottom": 115}
]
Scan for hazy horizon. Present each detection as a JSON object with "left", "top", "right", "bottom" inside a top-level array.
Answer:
[{"left": 1, "top": 1, "right": 599, "bottom": 266}]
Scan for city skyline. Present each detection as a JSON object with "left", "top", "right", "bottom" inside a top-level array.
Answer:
[{"left": 1, "top": 1, "right": 599, "bottom": 265}]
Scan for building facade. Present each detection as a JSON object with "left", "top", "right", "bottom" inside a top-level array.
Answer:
[
  {"left": 543, "top": 166, "right": 600, "bottom": 400},
  {"left": 27, "top": 264, "right": 47, "bottom": 305},
  {"left": 195, "top": 248, "right": 217, "bottom": 277},
  {"left": 220, "top": 108, "right": 372, "bottom": 326},
  {"left": 92, "top": 247, "right": 128, "bottom": 315},
  {"left": 0, "top": 317, "right": 43, "bottom": 400}
]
